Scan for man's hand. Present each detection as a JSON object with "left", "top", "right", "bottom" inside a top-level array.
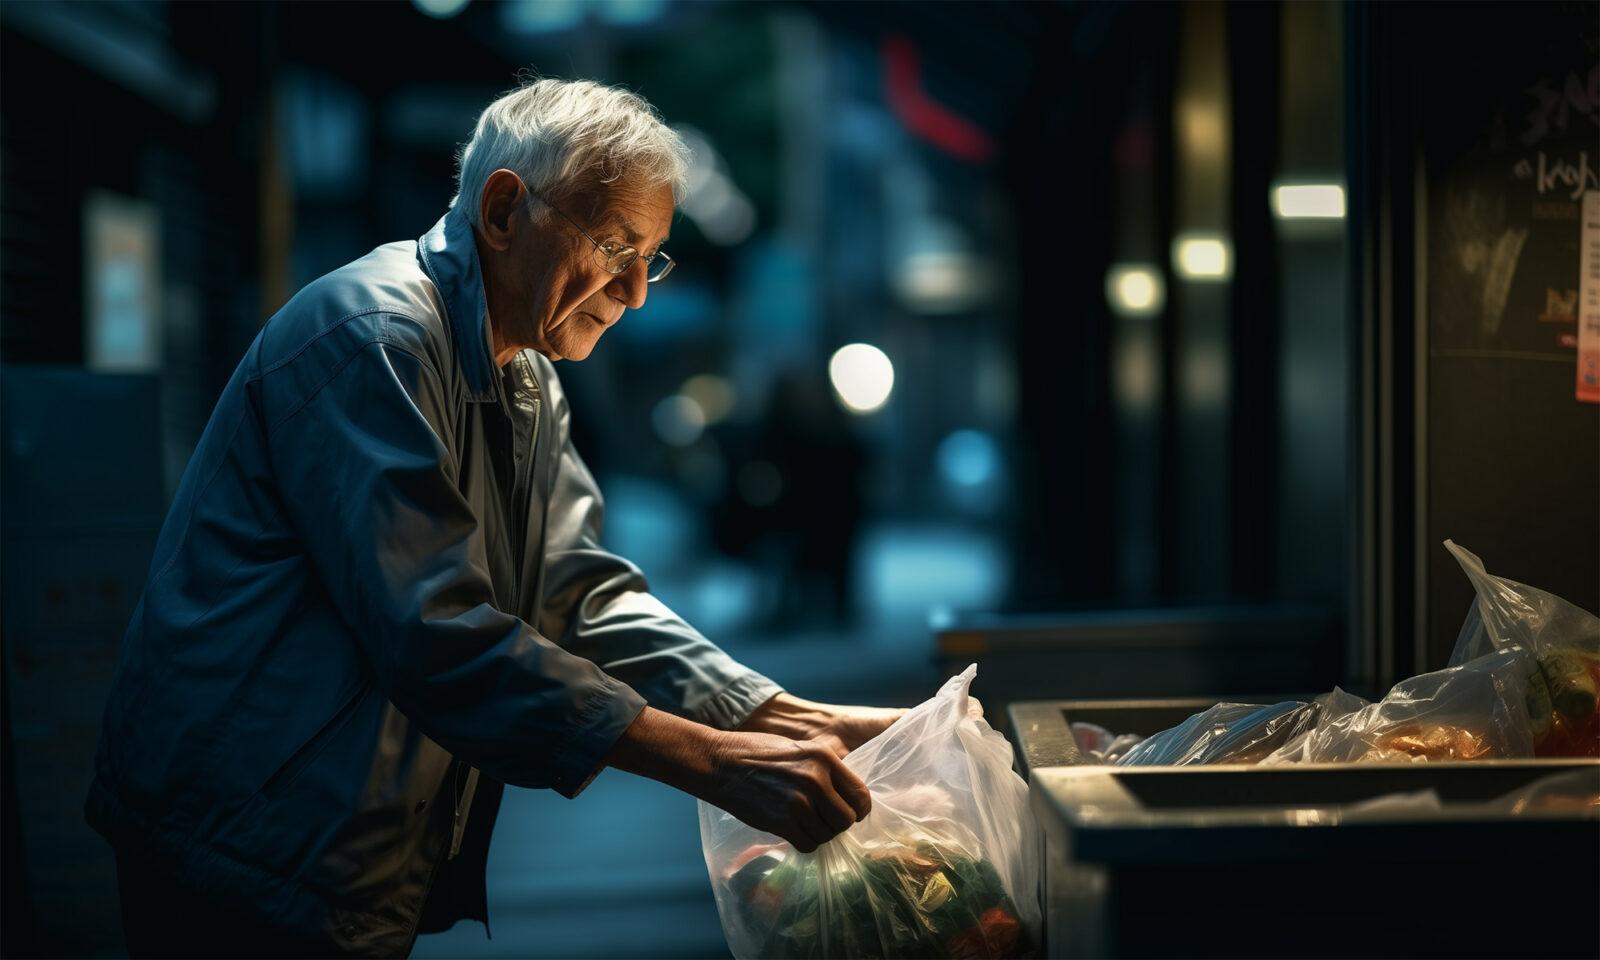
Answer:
[
  {"left": 603, "top": 707, "right": 872, "bottom": 852},
  {"left": 737, "top": 693, "right": 907, "bottom": 757},
  {"left": 704, "top": 730, "right": 871, "bottom": 852}
]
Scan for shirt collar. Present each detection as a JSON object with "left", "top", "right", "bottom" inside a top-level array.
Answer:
[{"left": 417, "top": 207, "right": 499, "bottom": 403}]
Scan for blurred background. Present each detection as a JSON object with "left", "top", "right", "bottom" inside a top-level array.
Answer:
[{"left": 1, "top": 1, "right": 1594, "bottom": 957}]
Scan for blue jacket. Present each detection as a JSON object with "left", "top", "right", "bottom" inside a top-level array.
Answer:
[{"left": 85, "top": 208, "right": 780, "bottom": 955}]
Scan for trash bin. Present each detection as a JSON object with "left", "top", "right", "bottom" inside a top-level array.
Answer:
[{"left": 1029, "top": 759, "right": 1600, "bottom": 958}]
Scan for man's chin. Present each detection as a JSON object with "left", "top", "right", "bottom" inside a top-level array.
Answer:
[{"left": 553, "top": 338, "right": 600, "bottom": 362}]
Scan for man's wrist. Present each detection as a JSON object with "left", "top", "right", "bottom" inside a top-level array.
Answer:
[
  {"left": 736, "top": 692, "right": 830, "bottom": 741},
  {"left": 603, "top": 705, "right": 726, "bottom": 799}
]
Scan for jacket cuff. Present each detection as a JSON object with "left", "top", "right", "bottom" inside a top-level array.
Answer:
[
  {"left": 553, "top": 676, "right": 648, "bottom": 799},
  {"left": 691, "top": 671, "right": 784, "bottom": 730}
]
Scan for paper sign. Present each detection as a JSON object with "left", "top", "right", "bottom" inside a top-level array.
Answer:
[{"left": 1579, "top": 190, "right": 1600, "bottom": 403}]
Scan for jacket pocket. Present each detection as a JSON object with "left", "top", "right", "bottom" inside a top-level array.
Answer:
[{"left": 257, "top": 685, "right": 370, "bottom": 801}]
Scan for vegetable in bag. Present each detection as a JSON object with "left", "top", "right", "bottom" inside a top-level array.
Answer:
[
  {"left": 1444, "top": 540, "right": 1600, "bottom": 757},
  {"left": 699, "top": 665, "right": 1041, "bottom": 959}
]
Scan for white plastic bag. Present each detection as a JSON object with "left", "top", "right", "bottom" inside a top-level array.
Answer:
[
  {"left": 1444, "top": 539, "right": 1600, "bottom": 663},
  {"left": 1069, "top": 721, "right": 1144, "bottom": 764},
  {"left": 698, "top": 665, "right": 1041, "bottom": 959},
  {"left": 1114, "top": 700, "right": 1321, "bottom": 766},
  {"left": 1443, "top": 539, "right": 1600, "bottom": 756},
  {"left": 1260, "top": 649, "right": 1537, "bottom": 763}
]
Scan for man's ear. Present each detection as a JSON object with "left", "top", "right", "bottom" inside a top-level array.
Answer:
[{"left": 477, "top": 169, "right": 527, "bottom": 251}]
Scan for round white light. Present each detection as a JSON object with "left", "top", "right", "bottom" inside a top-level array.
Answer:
[
  {"left": 1120, "top": 273, "right": 1153, "bottom": 309},
  {"left": 828, "top": 343, "right": 895, "bottom": 413},
  {"left": 1105, "top": 263, "right": 1164, "bottom": 318},
  {"left": 1172, "top": 234, "right": 1231, "bottom": 280}
]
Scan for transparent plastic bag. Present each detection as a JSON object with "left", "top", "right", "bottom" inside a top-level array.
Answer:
[
  {"left": 1260, "top": 649, "right": 1537, "bottom": 763},
  {"left": 1444, "top": 540, "right": 1600, "bottom": 756},
  {"left": 698, "top": 665, "right": 1041, "bottom": 959},
  {"left": 1260, "top": 687, "right": 1370, "bottom": 764},
  {"left": 1069, "top": 722, "right": 1144, "bottom": 764},
  {"left": 1114, "top": 700, "right": 1322, "bottom": 766}
]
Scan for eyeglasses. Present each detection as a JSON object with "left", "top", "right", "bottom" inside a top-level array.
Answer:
[{"left": 530, "top": 190, "right": 675, "bottom": 283}]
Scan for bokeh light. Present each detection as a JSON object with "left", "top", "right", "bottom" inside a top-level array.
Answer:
[
  {"left": 1105, "top": 263, "right": 1164, "bottom": 318},
  {"left": 651, "top": 394, "right": 705, "bottom": 447},
  {"left": 828, "top": 343, "right": 896, "bottom": 414}
]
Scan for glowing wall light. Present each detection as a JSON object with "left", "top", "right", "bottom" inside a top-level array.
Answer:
[
  {"left": 500, "top": 0, "right": 582, "bottom": 34},
  {"left": 828, "top": 343, "right": 895, "bottom": 414},
  {"left": 411, "top": 0, "right": 470, "bottom": 18},
  {"left": 599, "top": 0, "right": 667, "bottom": 26},
  {"left": 1272, "top": 183, "right": 1345, "bottom": 219},
  {"left": 1104, "top": 263, "right": 1165, "bottom": 318},
  {"left": 1172, "top": 234, "right": 1232, "bottom": 280}
]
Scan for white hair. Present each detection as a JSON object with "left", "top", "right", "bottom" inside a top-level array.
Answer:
[{"left": 450, "top": 77, "right": 691, "bottom": 225}]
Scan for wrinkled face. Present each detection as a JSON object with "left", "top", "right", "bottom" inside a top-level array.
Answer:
[{"left": 505, "top": 179, "right": 674, "bottom": 363}]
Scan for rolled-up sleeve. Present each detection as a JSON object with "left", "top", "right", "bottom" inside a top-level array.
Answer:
[
  {"left": 268, "top": 335, "right": 645, "bottom": 798},
  {"left": 536, "top": 369, "right": 782, "bottom": 730}
]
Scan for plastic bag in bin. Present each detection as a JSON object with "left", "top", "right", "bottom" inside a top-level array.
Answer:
[
  {"left": 1262, "top": 649, "right": 1538, "bottom": 763},
  {"left": 1115, "top": 700, "right": 1322, "bottom": 766},
  {"left": 1443, "top": 540, "right": 1600, "bottom": 757},
  {"left": 1070, "top": 722, "right": 1144, "bottom": 763},
  {"left": 698, "top": 665, "right": 1041, "bottom": 959}
]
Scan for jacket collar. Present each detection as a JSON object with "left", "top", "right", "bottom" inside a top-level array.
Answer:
[{"left": 418, "top": 207, "right": 499, "bottom": 403}]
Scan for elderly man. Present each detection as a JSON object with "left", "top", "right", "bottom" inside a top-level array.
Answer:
[{"left": 86, "top": 78, "right": 900, "bottom": 958}]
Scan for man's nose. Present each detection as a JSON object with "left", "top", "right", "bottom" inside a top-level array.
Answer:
[{"left": 607, "top": 261, "right": 649, "bottom": 310}]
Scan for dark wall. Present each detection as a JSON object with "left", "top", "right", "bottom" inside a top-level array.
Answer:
[{"left": 1416, "top": 2, "right": 1599, "bottom": 666}]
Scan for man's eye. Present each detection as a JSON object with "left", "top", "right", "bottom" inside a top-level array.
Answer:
[{"left": 598, "top": 239, "right": 627, "bottom": 257}]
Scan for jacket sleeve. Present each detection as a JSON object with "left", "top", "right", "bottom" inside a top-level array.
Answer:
[
  {"left": 534, "top": 364, "right": 782, "bottom": 730},
  {"left": 266, "top": 334, "right": 644, "bottom": 798}
]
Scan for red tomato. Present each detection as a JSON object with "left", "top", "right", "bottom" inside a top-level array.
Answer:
[{"left": 979, "top": 906, "right": 1021, "bottom": 956}]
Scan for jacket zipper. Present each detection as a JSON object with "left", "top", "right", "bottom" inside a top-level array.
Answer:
[
  {"left": 511, "top": 355, "right": 540, "bottom": 592},
  {"left": 445, "top": 360, "right": 534, "bottom": 862},
  {"left": 449, "top": 762, "right": 479, "bottom": 859}
]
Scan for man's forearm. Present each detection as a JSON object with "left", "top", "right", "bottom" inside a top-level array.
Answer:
[{"left": 603, "top": 705, "right": 725, "bottom": 800}]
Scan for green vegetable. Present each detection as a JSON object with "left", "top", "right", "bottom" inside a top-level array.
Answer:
[{"left": 742, "top": 841, "right": 1031, "bottom": 959}]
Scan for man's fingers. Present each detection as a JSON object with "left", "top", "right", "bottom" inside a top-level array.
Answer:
[
  {"left": 711, "top": 731, "right": 880, "bottom": 851},
  {"left": 830, "top": 762, "right": 873, "bottom": 821},
  {"left": 786, "top": 803, "right": 827, "bottom": 853},
  {"left": 814, "top": 786, "right": 857, "bottom": 835}
]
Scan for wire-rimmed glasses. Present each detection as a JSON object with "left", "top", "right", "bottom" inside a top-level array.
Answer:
[{"left": 530, "top": 189, "right": 675, "bottom": 282}]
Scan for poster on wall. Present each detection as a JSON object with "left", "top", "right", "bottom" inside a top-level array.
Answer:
[
  {"left": 84, "top": 190, "right": 162, "bottom": 373},
  {"left": 1426, "top": 31, "right": 1598, "bottom": 386},
  {"left": 1580, "top": 190, "right": 1600, "bottom": 403}
]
